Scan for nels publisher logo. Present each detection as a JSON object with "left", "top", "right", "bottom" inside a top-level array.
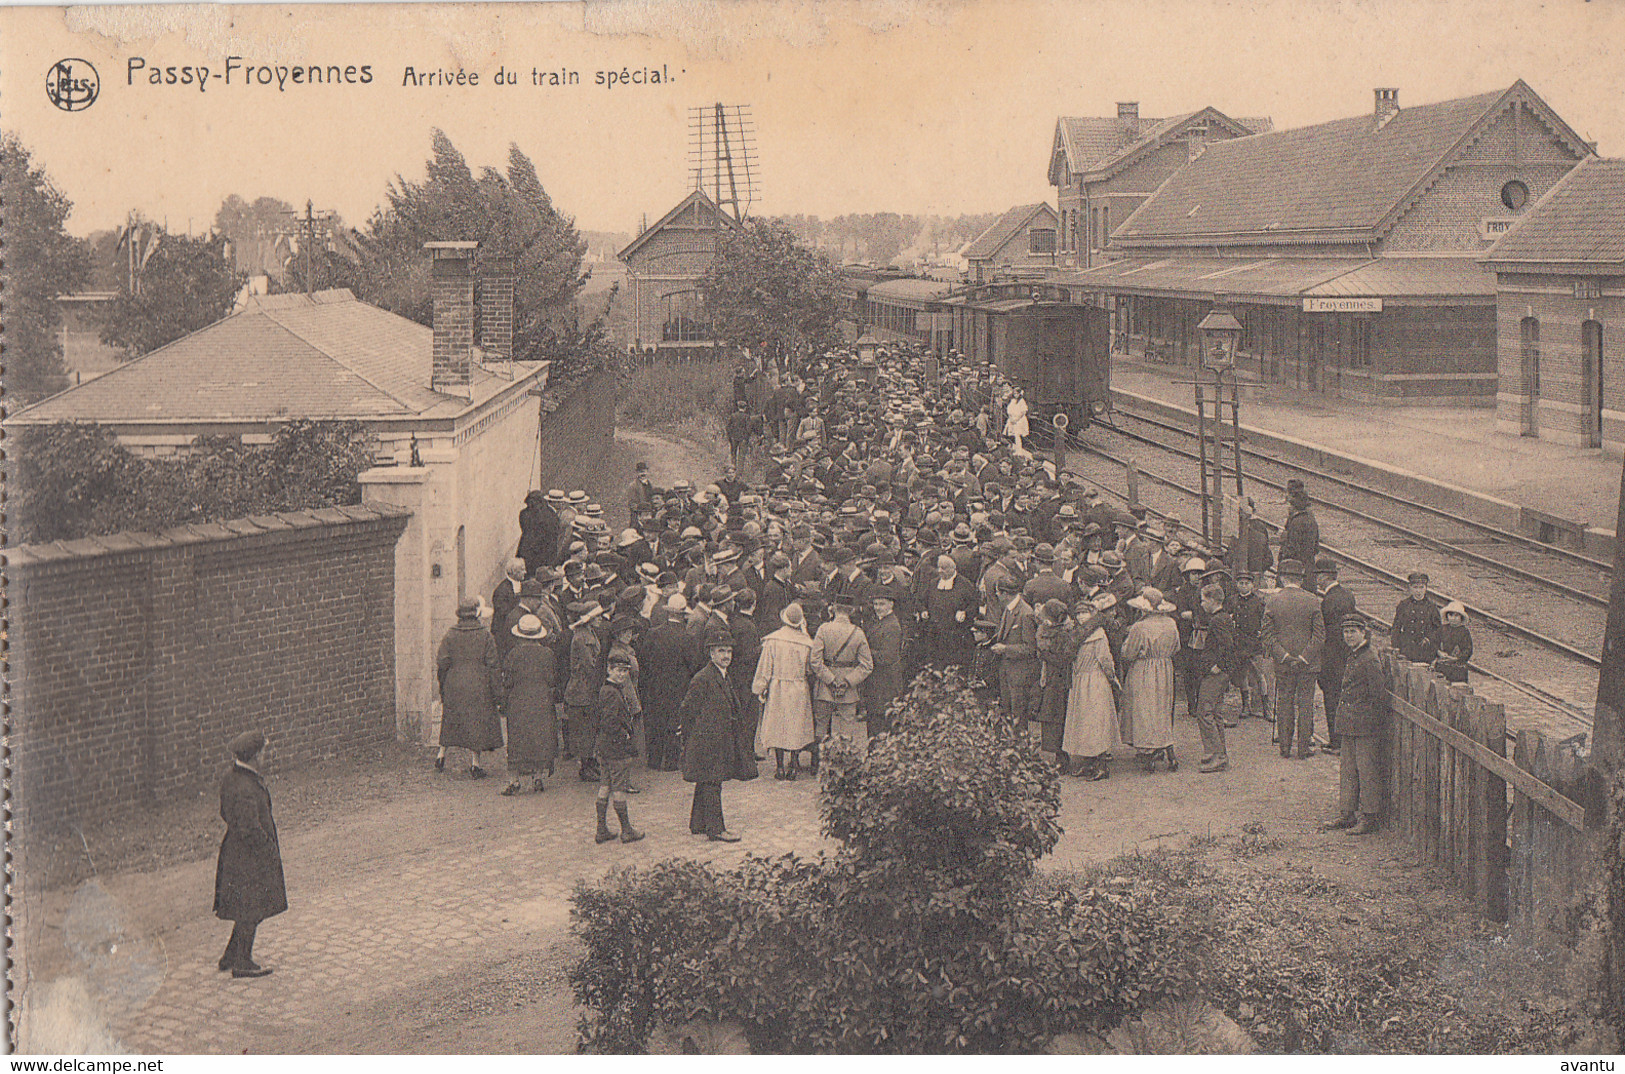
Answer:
[{"left": 46, "top": 58, "right": 100, "bottom": 111}]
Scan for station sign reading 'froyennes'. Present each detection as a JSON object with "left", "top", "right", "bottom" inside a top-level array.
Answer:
[{"left": 1302, "top": 297, "right": 1383, "bottom": 313}]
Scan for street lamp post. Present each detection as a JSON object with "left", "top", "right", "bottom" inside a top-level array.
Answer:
[{"left": 1195, "top": 295, "right": 1244, "bottom": 551}]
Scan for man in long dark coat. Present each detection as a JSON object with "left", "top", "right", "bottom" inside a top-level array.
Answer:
[
  {"left": 518, "top": 490, "right": 561, "bottom": 576},
  {"left": 215, "top": 731, "right": 285, "bottom": 978},
  {"left": 681, "top": 628, "right": 753, "bottom": 841},
  {"left": 636, "top": 602, "right": 699, "bottom": 770}
]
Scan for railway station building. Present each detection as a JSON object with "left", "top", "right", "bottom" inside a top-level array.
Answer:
[
  {"left": 962, "top": 203, "right": 1060, "bottom": 283},
  {"left": 1048, "top": 103, "right": 1272, "bottom": 271},
  {"left": 1060, "top": 82, "right": 1595, "bottom": 405},
  {"left": 616, "top": 188, "right": 741, "bottom": 357},
  {"left": 1482, "top": 157, "right": 1625, "bottom": 454}
]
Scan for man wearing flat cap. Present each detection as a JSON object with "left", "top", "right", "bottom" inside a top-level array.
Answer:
[
  {"left": 1392, "top": 570, "right": 1441, "bottom": 665},
  {"left": 215, "top": 731, "right": 285, "bottom": 978},
  {"left": 1321, "top": 616, "right": 1387, "bottom": 836}
]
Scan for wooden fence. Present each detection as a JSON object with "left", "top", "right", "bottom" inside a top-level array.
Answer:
[{"left": 1381, "top": 651, "right": 1597, "bottom": 946}]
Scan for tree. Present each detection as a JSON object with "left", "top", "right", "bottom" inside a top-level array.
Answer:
[
  {"left": 357, "top": 131, "right": 589, "bottom": 363},
  {"left": 699, "top": 218, "right": 843, "bottom": 368},
  {"left": 95, "top": 228, "right": 243, "bottom": 359},
  {"left": 1, "top": 134, "right": 90, "bottom": 402}
]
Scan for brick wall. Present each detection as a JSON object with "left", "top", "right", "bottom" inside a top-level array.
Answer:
[
  {"left": 1494, "top": 276, "right": 1625, "bottom": 451},
  {"left": 1385, "top": 104, "right": 1582, "bottom": 253},
  {"left": 10, "top": 506, "right": 410, "bottom": 830}
]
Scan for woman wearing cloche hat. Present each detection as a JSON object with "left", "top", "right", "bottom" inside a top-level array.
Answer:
[
  {"left": 499, "top": 614, "right": 557, "bottom": 796},
  {"left": 1119, "top": 587, "right": 1181, "bottom": 773},
  {"left": 435, "top": 599, "right": 505, "bottom": 779}
]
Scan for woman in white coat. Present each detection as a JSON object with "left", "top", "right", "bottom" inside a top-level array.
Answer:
[
  {"left": 753, "top": 602, "right": 825, "bottom": 781},
  {"left": 1003, "top": 388, "right": 1030, "bottom": 453},
  {"left": 1061, "top": 596, "right": 1120, "bottom": 781},
  {"left": 1119, "top": 587, "right": 1181, "bottom": 774}
]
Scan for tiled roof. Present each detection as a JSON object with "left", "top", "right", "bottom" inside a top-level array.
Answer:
[
  {"left": 1482, "top": 157, "right": 1625, "bottom": 266},
  {"left": 962, "top": 203, "right": 1056, "bottom": 261},
  {"left": 1054, "top": 110, "right": 1272, "bottom": 179},
  {"left": 1057, "top": 116, "right": 1165, "bottom": 175},
  {"left": 10, "top": 289, "right": 520, "bottom": 426},
  {"left": 1115, "top": 84, "right": 1569, "bottom": 247}
]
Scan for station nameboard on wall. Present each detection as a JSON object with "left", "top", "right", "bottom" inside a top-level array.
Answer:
[{"left": 1302, "top": 297, "right": 1383, "bottom": 313}]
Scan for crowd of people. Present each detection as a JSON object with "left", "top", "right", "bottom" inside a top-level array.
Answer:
[{"left": 430, "top": 341, "right": 1477, "bottom": 844}]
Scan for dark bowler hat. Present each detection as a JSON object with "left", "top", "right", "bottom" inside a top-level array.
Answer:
[
  {"left": 1407, "top": 571, "right": 1429, "bottom": 585},
  {"left": 705, "top": 626, "right": 734, "bottom": 650},
  {"left": 1315, "top": 557, "right": 1338, "bottom": 574},
  {"left": 457, "top": 598, "right": 482, "bottom": 619}
]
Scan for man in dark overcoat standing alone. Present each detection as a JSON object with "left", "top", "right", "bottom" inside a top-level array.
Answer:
[
  {"left": 215, "top": 731, "right": 285, "bottom": 978},
  {"left": 681, "top": 628, "right": 754, "bottom": 842}
]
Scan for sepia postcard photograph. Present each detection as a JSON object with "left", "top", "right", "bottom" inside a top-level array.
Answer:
[{"left": 3, "top": 0, "right": 1625, "bottom": 1057}]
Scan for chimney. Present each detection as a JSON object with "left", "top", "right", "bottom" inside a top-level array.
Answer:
[
  {"left": 426, "top": 240, "right": 478, "bottom": 394},
  {"left": 480, "top": 256, "right": 514, "bottom": 361},
  {"left": 1185, "top": 123, "right": 1210, "bottom": 163},
  {"left": 1117, "top": 101, "right": 1139, "bottom": 120},
  {"left": 1374, "top": 87, "right": 1400, "bottom": 130}
]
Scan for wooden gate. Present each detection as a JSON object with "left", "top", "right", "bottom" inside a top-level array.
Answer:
[{"left": 1382, "top": 651, "right": 1594, "bottom": 938}]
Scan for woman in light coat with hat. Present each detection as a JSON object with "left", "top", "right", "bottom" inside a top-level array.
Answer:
[
  {"left": 500, "top": 614, "right": 558, "bottom": 795},
  {"left": 753, "top": 602, "right": 826, "bottom": 780},
  {"left": 1062, "top": 596, "right": 1120, "bottom": 781},
  {"left": 436, "top": 599, "right": 505, "bottom": 779},
  {"left": 1119, "top": 587, "right": 1181, "bottom": 773}
]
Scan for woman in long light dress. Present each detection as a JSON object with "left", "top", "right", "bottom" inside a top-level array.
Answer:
[
  {"left": 1119, "top": 587, "right": 1181, "bottom": 773},
  {"left": 753, "top": 603, "right": 825, "bottom": 781},
  {"left": 1061, "top": 601, "right": 1119, "bottom": 781},
  {"left": 1003, "top": 388, "right": 1031, "bottom": 453}
]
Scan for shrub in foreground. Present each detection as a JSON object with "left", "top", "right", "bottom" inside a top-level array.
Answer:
[{"left": 569, "top": 672, "right": 1197, "bottom": 1053}]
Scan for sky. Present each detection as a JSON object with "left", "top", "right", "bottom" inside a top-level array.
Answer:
[{"left": 2, "top": 0, "right": 1623, "bottom": 239}]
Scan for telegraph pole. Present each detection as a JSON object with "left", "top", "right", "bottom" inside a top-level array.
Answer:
[{"left": 282, "top": 200, "right": 336, "bottom": 294}]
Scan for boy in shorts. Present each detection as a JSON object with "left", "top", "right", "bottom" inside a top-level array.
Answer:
[{"left": 594, "top": 655, "right": 646, "bottom": 844}]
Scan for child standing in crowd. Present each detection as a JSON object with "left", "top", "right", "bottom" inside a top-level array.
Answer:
[{"left": 1435, "top": 601, "right": 1473, "bottom": 684}]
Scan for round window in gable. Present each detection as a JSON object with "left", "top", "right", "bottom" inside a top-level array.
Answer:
[{"left": 1501, "top": 180, "right": 1530, "bottom": 212}]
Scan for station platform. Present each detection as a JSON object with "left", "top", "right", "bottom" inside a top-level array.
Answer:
[{"left": 1107, "top": 359, "right": 1622, "bottom": 552}]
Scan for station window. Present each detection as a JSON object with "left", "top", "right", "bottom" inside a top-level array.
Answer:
[
  {"left": 1501, "top": 180, "right": 1529, "bottom": 212},
  {"left": 1029, "top": 228, "right": 1057, "bottom": 255}
]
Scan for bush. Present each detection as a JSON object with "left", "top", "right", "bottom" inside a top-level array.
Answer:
[
  {"left": 617, "top": 358, "right": 734, "bottom": 433},
  {"left": 569, "top": 671, "right": 1197, "bottom": 1053},
  {"left": 10, "top": 420, "right": 377, "bottom": 543}
]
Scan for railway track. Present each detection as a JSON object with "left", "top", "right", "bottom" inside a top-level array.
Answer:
[
  {"left": 1087, "top": 412, "right": 1608, "bottom": 670},
  {"left": 1111, "top": 405, "right": 1613, "bottom": 605},
  {"left": 1026, "top": 413, "right": 1601, "bottom": 741}
]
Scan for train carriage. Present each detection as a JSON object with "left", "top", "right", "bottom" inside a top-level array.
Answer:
[{"left": 939, "top": 281, "right": 1112, "bottom": 435}]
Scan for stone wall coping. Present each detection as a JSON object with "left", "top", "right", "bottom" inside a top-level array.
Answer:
[
  {"left": 7, "top": 504, "right": 413, "bottom": 569},
  {"left": 359, "top": 466, "right": 432, "bottom": 485}
]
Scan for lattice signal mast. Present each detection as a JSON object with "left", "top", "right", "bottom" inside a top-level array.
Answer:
[{"left": 688, "top": 103, "right": 758, "bottom": 222}]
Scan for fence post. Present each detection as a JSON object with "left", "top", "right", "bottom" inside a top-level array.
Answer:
[
  {"left": 1125, "top": 459, "right": 1141, "bottom": 508},
  {"left": 1480, "top": 701, "right": 1508, "bottom": 923}
]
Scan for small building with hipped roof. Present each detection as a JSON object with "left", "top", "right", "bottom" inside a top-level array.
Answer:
[{"left": 8, "top": 242, "right": 551, "bottom": 740}]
